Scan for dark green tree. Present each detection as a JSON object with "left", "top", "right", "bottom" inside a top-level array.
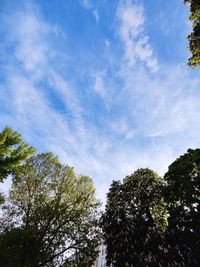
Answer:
[
  {"left": 0, "top": 153, "right": 100, "bottom": 267},
  {"left": 102, "top": 168, "right": 169, "bottom": 267},
  {"left": 184, "top": 0, "right": 200, "bottom": 66},
  {"left": 164, "top": 148, "right": 200, "bottom": 266},
  {"left": 101, "top": 180, "right": 124, "bottom": 266},
  {"left": 0, "top": 228, "right": 39, "bottom": 267},
  {"left": 0, "top": 127, "right": 35, "bottom": 182}
]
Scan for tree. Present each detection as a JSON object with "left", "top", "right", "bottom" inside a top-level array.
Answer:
[
  {"left": 184, "top": 0, "right": 200, "bottom": 67},
  {"left": 164, "top": 148, "right": 200, "bottom": 266},
  {"left": 102, "top": 168, "right": 168, "bottom": 267},
  {"left": 0, "top": 127, "right": 35, "bottom": 182},
  {"left": 0, "top": 228, "right": 39, "bottom": 267},
  {"left": 0, "top": 153, "right": 100, "bottom": 267},
  {"left": 101, "top": 180, "right": 124, "bottom": 266}
]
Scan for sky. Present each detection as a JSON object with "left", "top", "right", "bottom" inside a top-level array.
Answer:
[{"left": 0, "top": 0, "right": 200, "bottom": 202}]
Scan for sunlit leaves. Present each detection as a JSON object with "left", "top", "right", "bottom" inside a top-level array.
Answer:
[
  {"left": 0, "top": 127, "right": 35, "bottom": 182},
  {"left": 184, "top": 0, "right": 200, "bottom": 67}
]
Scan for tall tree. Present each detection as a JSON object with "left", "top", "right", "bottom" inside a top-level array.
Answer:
[
  {"left": 0, "top": 127, "right": 35, "bottom": 182},
  {"left": 102, "top": 168, "right": 168, "bottom": 267},
  {"left": 184, "top": 0, "right": 200, "bottom": 66},
  {"left": 0, "top": 153, "right": 100, "bottom": 267},
  {"left": 164, "top": 148, "right": 200, "bottom": 266},
  {"left": 101, "top": 180, "right": 124, "bottom": 266}
]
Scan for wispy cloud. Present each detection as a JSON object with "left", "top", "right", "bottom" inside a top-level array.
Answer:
[
  {"left": 117, "top": 0, "right": 157, "bottom": 71},
  {"left": 92, "top": 9, "right": 99, "bottom": 23},
  {"left": 81, "top": 0, "right": 91, "bottom": 9},
  {"left": 0, "top": 0, "right": 200, "bottom": 204},
  {"left": 0, "top": 2, "right": 110, "bottom": 201},
  {"left": 81, "top": 0, "right": 100, "bottom": 23},
  {"left": 105, "top": 39, "right": 110, "bottom": 47},
  {"left": 93, "top": 70, "right": 107, "bottom": 98}
]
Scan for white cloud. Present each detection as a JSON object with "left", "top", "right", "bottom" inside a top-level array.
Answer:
[
  {"left": 3, "top": 7, "right": 86, "bottom": 138},
  {"left": 105, "top": 39, "right": 110, "bottom": 47},
  {"left": 93, "top": 70, "right": 107, "bottom": 95},
  {"left": 92, "top": 69, "right": 116, "bottom": 110},
  {"left": 10, "top": 13, "right": 48, "bottom": 72},
  {"left": 93, "top": 9, "right": 99, "bottom": 23},
  {"left": 81, "top": 0, "right": 91, "bottom": 9},
  {"left": 81, "top": 0, "right": 100, "bottom": 23},
  {"left": 0, "top": 5, "right": 112, "bottom": 201},
  {"left": 121, "top": 64, "right": 200, "bottom": 139},
  {"left": 117, "top": 0, "right": 157, "bottom": 71},
  {"left": 111, "top": 119, "right": 136, "bottom": 141},
  {"left": 1, "top": 1, "right": 200, "bottom": 205}
]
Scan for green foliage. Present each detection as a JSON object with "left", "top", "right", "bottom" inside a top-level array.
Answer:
[
  {"left": 164, "top": 148, "right": 200, "bottom": 266},
  {"left": 102, "top": 168, "right": 168, "bottom": 267},
  {"left": 0, "top": 153, "right": 100, "bottom": 267},
  {"left": 102, "top": 156, "right": 200, "bottom": 267},
  {"left": 0, "top": 127, "right": 35, "bottom": 182},
  {"left": 184, "top": 0, "right": 200, "bottom": 67},
  {"left": 1, "top": 126, "right": 199, "bottom": 266},
  {"left": 0, "top": 228, "right": 40, "bottom": 267}
]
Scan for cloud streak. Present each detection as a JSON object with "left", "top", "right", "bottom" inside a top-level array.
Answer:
[
  {"left": 0, "top": 0, "right": 200, "bottom": 203},
  {"left": 117, "top": 0, "right": 157, "bottom": 71}
]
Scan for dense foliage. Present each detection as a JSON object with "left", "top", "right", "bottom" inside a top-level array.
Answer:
[
  {"left": 1, "top": 127, "right": 200, "bottom": 267},
  {"left": 102, "top": 169, "right": 169, "bottom": 267},
  {"left": 164, "top": 148, "right": 200, "bottom": 266},
  {"left": 184, "top": 0, "right": 200, "bottom": 66},
  {"left": 0, "top": 127, "right": 35, "bottom": 182},
  {"left": 0, "top": 127, "right": 35, "bottom": 204},
  {"left": 102, "top": 149, "right": 200, "bottom": 266},
  {"left": 0, "top": 153, "right": 100, "bottom": 267}
]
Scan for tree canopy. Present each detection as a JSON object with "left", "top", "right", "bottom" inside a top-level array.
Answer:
[
  {"left": 184, "top": 0, "right": 200, "bottom": 66},
  {"left": 1, "top": 126, "right": 200, "bottom": 267},
  {"left": 101, "top": 168, "right": 168, "bottom": 267},
  {"left": 0, "top": 127, "right": 35, "bottom": 182},
  {"left": 102, "top": 150, "right": 200, "bottom": 266},
  {"left": 164, "top": 148, "right": 200, "bottom": 266},
  {"left": 0, "top": 153, "right": 100, "bottom": 267}
]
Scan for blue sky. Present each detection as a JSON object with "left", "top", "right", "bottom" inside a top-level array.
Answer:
[{"left": 0, "top": 0, "right": 200, "bottom": 201}]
